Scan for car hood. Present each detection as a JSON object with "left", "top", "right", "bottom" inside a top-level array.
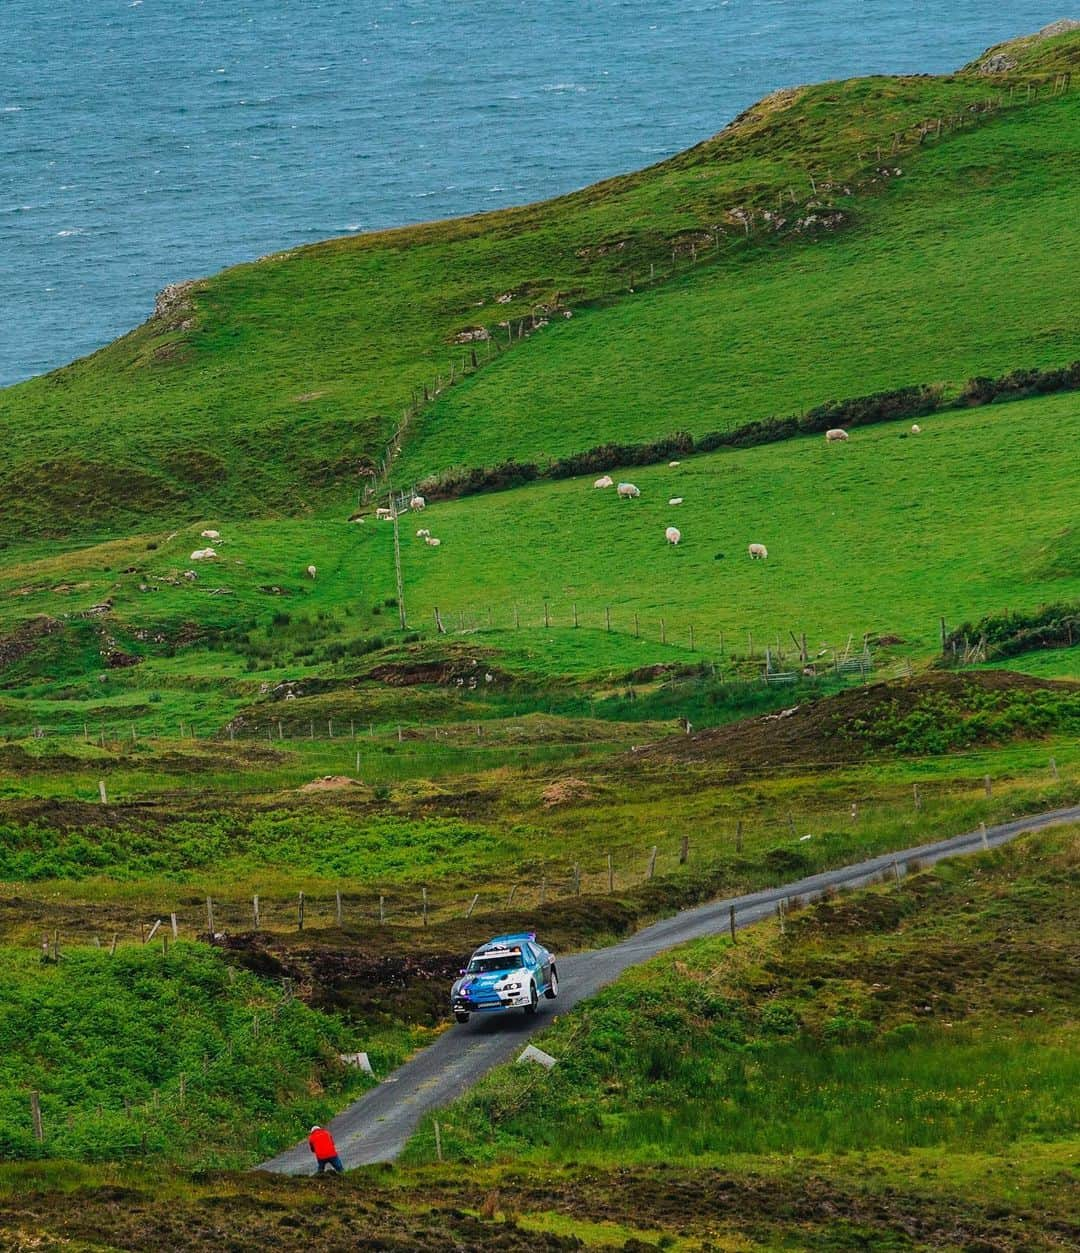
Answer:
[{"left": 454, "top": 969, "right": 526, "bottom": 995}]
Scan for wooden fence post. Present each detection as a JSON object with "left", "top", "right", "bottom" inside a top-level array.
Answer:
[
  {"left": 206, "top": 896, "right": 215, "bottom": 939},
  {"left": 1050, "top": 756, "right": 1059, "bottom": 780},
  {"left": 607, "top": 852, "right": 614, "bottom": 893},
  {"left": 735, "top": 819, "right": 743, "bottom": 854},
  {"left": 543, "top": 600, "right": 550, "bottom": 629},
  {"left": 572, "top": 864, "right": 581, "bottom": 894},
  {"left": 913, "top": 783, "right": 922, "bottom": 810},
  {"left": 777, "top": 899, "right": 786, "bottom": 935},
  {"left": 605, "top": 606, "right": 611, "bottom": 632},
  {"left": 506, "top": 884, "right": 517, "bottom": 908},
  {"left": 98, "top": 780, "right": 107, "bottom": 805},
  {"left": 422, "top": 887, "right": 428, "bottom": 927},
  {"left": 466, "top": 893, "right": 479, "bottom": 918},
  {"left": 728, "top": 905, "right": 737, "bottom": 943},
  {"left": 297, "top": 892, "right": 305, "bottom": 931},
  {"left": 984, "top": 775, "right": 992, "bottom": 798},
  {"left": 379, "top": 894, "right": 386, "bottom": 924},
  {"left": 679, "top": 835, "right": 689, "bottom": 864},
  {"left": 335, "top": 889, "right": 343, "bottom": 926},
  {"left": 30, "top": 1092, "right": 43, "bottom": 1143},
  {"left": 252, "top": 895, "right": 260, "bottom": 930},
  {"left": 980, "top": 822, "right": 989, "bottom": 851},
  {"left": 647, "top": 846, "right": 658, "bottom": 879},
  {"left": 170, "top": 913, "right": 178, "bottom": 939},
  {"left": 433, "top": 1118, "right": 444, "bottom": 1162},
  {"left": 893, "top": 858, "right": 902, "bottom": 887}
]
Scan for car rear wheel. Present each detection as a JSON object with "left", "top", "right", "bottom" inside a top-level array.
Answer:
[
  {"left": 454, "top": 1010, "right": 470, "bottom": 1024},
  {"left": 544, "top": 968, "right": 559, "bottom": 1000},
  {"left": 524, "top": 981, "right": 539, "bottom": 1015}
]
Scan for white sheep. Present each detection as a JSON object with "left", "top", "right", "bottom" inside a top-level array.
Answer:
[
  {"left": 425, "top": 536, "right": 441, "bottom": 547},
  {"left": 825, "top": 428, "right": 849, "bottom": 442},
  {"left": 594, "top": 475, "right": 614, "bottom": 489},
  {"left": 665, "top": 526, "right": 681, "bottom": 545},
  {"left": 200, "top": 529, "right": 220, "bottom": 540},
  {"left": 748, "top": 543, "right": 768, "bottom": 560},
  {"left": 189, "top": 547, "right": 217, "bottom": 561},
  {"left": 617, "top": 482, "right": 641, "bottom": 499},
  {"left": 668, "top": 460, "right": 680, "bottom": 467},
  {"left": 306, "top": 565, "right": 317, "bottom": 580},
  {"left": 911, "top": 423, "right": 922, "bottom": 434},
  {"left": 375, "top": 507, "right": 394, "bottom": 520},
  {"left": 410, "top": 495, "right": 426, "bottom": 511},
  {"left": 416, "top": 528, "right": 431, "bottom": 538},
  {"left": 668, "top": 497, "right": 683, "bottom": 506}
]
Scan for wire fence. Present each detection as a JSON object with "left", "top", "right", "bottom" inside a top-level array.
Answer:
[{"left": 20, "top": 759, "right": 1070, "bottom": 950}]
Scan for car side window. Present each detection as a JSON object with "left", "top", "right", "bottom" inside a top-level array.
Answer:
[{"left": 527, "top": 942, "right": 543, "bottom": 964}]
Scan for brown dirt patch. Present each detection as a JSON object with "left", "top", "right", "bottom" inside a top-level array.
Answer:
[
  {"left": 632, "top": 670, "right": 1078, "bottom": 771},
  {"left": 297, "top": 775, "right": 363, "bottom": 793},
  {"left": 540, "top": 777, "right": 594, "bottom": 808}
]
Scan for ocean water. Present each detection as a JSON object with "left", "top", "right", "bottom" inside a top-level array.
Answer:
[{"left": 1, "top": 0, "right": 1063, "bottom": 387}]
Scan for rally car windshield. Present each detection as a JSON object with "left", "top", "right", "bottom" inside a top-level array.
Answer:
[{"left": 468, "top": 953, "right": 523, "bottom": 973}]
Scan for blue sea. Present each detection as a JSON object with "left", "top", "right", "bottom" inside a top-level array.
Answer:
[{"left": 2, "top": 1, "right": 1063, "bottom": 387}]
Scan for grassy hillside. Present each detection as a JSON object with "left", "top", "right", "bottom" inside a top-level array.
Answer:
[
  {"left": 399, "top": 82, "right": 1080, "bottom": 482},
  {"left": 1, "top": 36, "right": 1078, "bottom": 540}
]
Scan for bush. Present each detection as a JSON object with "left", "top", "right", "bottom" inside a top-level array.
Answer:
[
  {"left": 943, "top": 602, "right": 1080, "bottom": 661},
  {"left": 764, "top": 847, "right": 810, "bottom": 876}
]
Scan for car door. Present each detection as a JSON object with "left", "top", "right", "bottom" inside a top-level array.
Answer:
[{"left": 528, "top": 941, "right": 551, "bottom": 991}]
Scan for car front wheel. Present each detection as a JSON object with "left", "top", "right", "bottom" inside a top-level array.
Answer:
[
  {"left": 524, "top": 981, "right": 539, "bottom": 1015},
  {"left": 544, "top": 968, "right": 559, "bottom": 1000}
]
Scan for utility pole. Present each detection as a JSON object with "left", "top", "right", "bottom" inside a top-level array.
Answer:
[{"left": 390, "top": 488, "right": 407, "bottom": 630}]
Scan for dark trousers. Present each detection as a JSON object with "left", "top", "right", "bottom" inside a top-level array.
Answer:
[{"left": 316, "top": 1154, "right": 344, "bottom": 1174}]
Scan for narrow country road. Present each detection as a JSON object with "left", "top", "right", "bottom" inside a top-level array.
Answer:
[{"left": 260, "top": 804, "right": 1080, "bottom": 1174}]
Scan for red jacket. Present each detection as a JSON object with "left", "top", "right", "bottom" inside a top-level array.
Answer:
[{"left": 308, "top": 1127, "right": 337, "bottom": 1160}]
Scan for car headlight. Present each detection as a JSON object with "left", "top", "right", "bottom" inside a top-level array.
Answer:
[{"left": 505, "top": 982, "right": 520, "bottom": 991}]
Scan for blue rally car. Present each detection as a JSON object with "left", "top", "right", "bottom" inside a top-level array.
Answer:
[{"left": 451, "top": 933, "right": 558, "bottom": 1023}]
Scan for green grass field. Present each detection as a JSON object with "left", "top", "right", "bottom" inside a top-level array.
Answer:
[{"left": 381, "top": 391, "right": 1080, "bottom": 655}]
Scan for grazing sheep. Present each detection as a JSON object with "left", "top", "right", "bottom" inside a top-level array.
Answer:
[
  {"left": 189, "top": 547, "right": 217, "bottom": 561},
  {"left": 617, "top": 482, "right": 641, "bottom": 499},
  {"left": 410, "top": 495, "right": 426, "bottom": 511},
  {"left": 306, "top": 565, "right": 317, "bottom": 580},
  {"left": 200, "top": 529, "right": 220, "bottom": 540},
  {"left": 668, "top": 460, "right": 680, "bottom": 467},
  {"left": 416, "top": 528, "right": 431, "bottom": 538},
  {"left": 668, "top": 497, "right": 683, "bottom": 506},
  {"left": 375, "top": 507, "right": 394, "bottom": 520},
  {"left": 425, "top": 536, "right": 441, "bottom": 547},
  {"left": 665, "top": 526, "right": 681, "bottom": 545},
  {"left": 911, "top": 423, "right": 922, "bottom": 433},
  {"left": 748, "top": 543, "right": 768, "bottom": 560},
  {"left": 825, "top": 428, "right": 849, "bottom": 442},
  {"left": 594, "top": 475, "right": 614, "bottom": 489}
]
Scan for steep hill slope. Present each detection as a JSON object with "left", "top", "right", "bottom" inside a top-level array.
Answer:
[
  {"left": 1, "top": 32, "right": 1077, "bottom": 540},
  {"left": 398, "top": 82, "right": 1080, "bottom": 482}
]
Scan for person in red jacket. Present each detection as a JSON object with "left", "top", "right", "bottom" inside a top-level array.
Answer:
[{"left": 307, "top": 1124, "right": 344, "bottom": 1174}]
